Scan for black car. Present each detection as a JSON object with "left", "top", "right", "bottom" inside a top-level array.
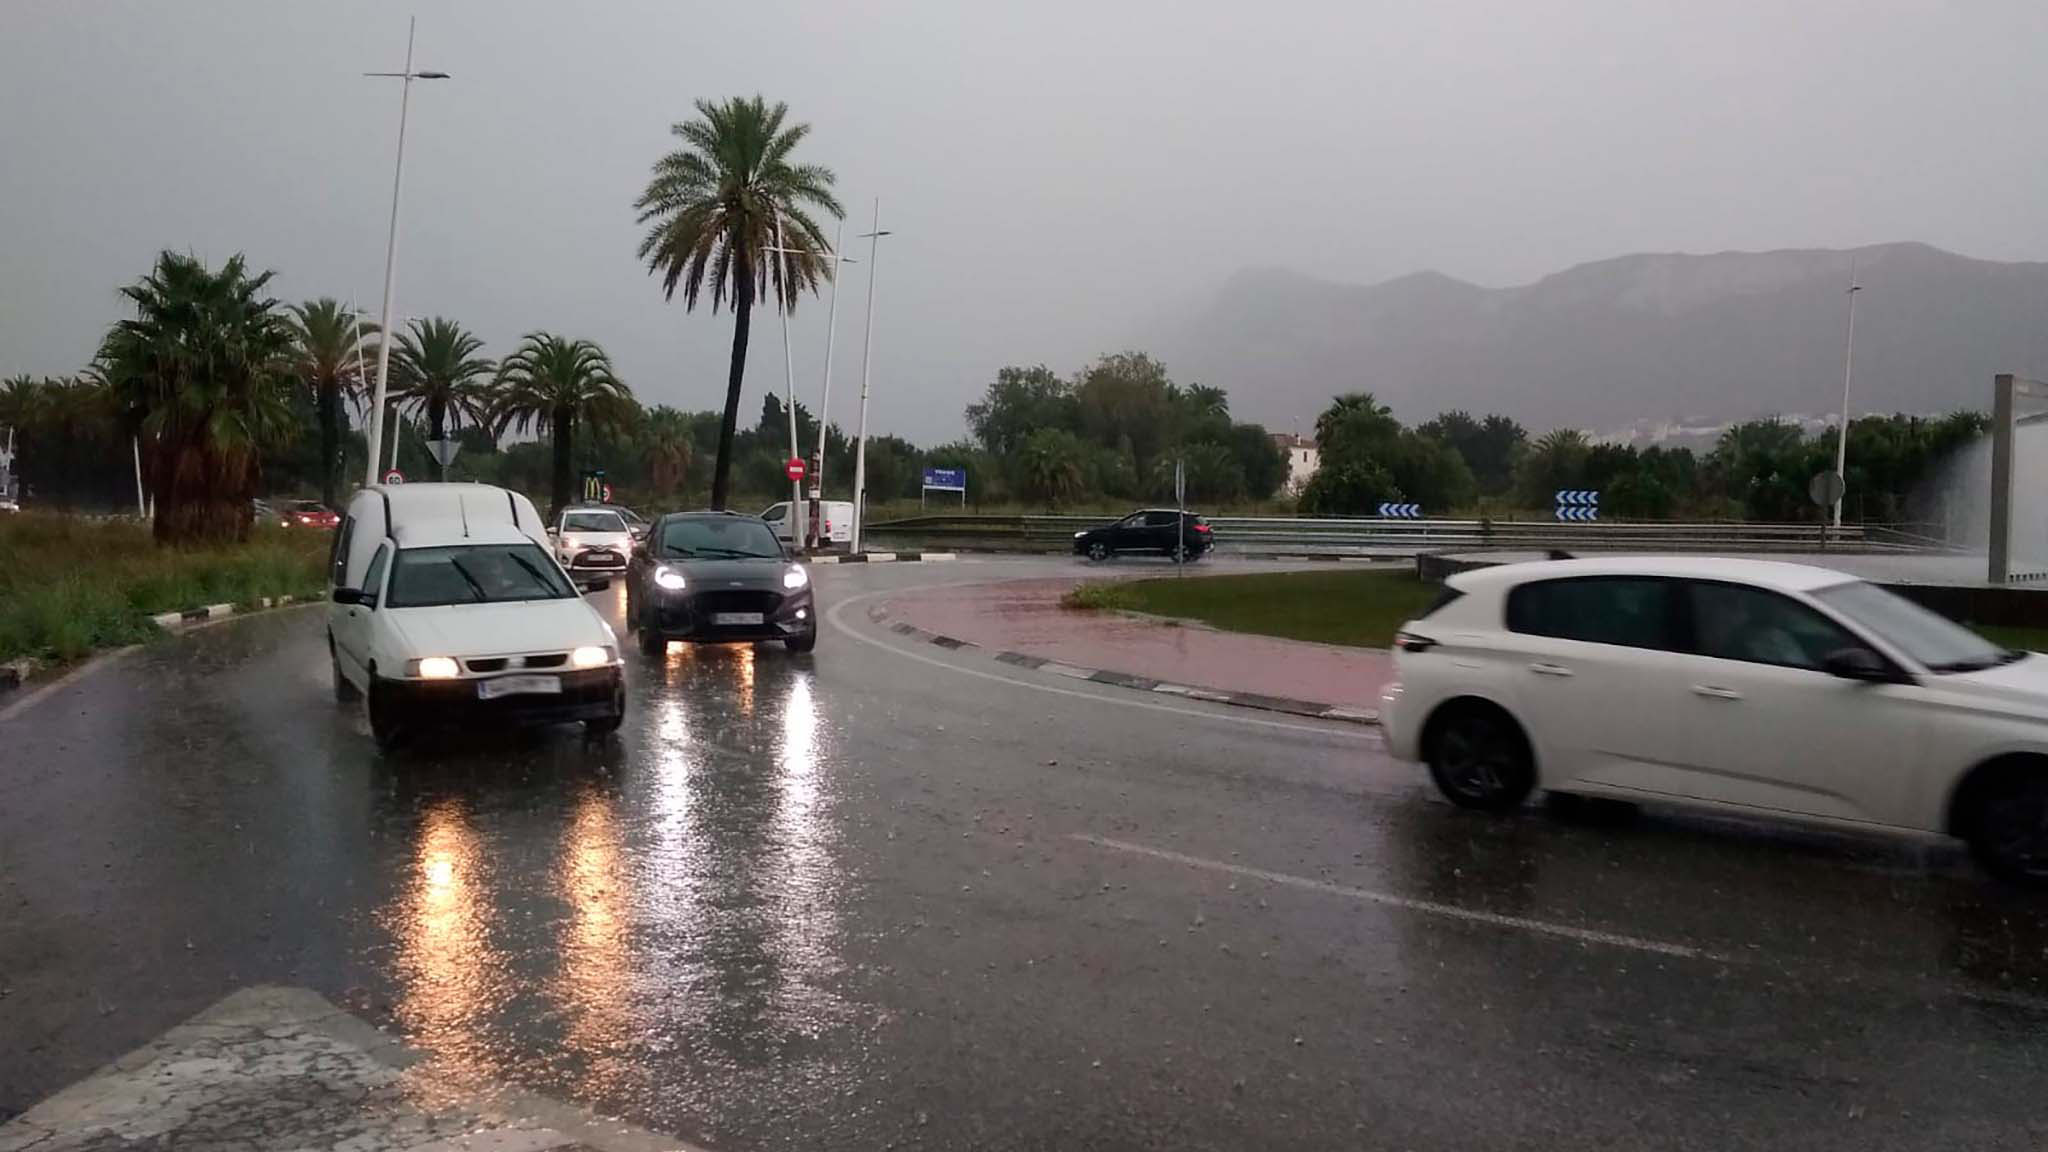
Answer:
[
  {"left": 625, "top": 512, "right": 818, "bottom": 655},
  {"left": 1072, "top": 509, "right": 1213, "bottom": 561}
]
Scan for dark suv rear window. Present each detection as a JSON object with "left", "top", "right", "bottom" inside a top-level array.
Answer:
[{"left": 1505, "top": 576, "right": 1679, "bottom": 651}]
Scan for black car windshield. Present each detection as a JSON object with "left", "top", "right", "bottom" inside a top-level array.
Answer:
[
  {"left": 1812, "top": 580, "right": 2020, "bottom": 673},
  {"left": 562, "top": 511, "right": 626, "bottom": 533},
  {"left": 386, "top": 543, "right": 577, "bottom": 608},
  {"left": 659, "top": 517, "right": 784, "bottom": 559}
]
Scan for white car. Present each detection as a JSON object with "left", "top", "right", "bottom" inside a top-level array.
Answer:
[
  {"left": 762, "top": 499, "right": 855, "bottom": 547},
  {"left": 552, "top": 507, "right": 635, "bottom": 587},
  {"left": 1380, "top": 556, "right": 2048, "bottom": 881},
  {"left": 328, "top": 483, "right": 624, "bottom": 750}
]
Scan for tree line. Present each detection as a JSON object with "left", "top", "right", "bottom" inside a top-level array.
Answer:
[{"left": 1302, "top": 392, "right": 1988, "bottom": 524}]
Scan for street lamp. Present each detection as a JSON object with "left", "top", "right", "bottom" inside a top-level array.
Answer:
[
  {"left": 766, "top": 223, "right": 857, "bottom": 548},
  {"left": 1832, "top": 261, "right": 1863, "bottom": 529},
  {"left": 361, "top": 17, "right": 448, "bottom": 488},
  {"left": 762, "top": 216, "right": 806, "bottom": 546},
  {"left": 850, "top": 198, "right": 893, "bottom": 554}
]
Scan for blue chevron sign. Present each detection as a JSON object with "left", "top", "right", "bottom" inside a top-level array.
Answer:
[
  {"left": 1554, "top": 504, "right": 1600, "bottom": 522},
  {"left": 1553, "top": 489, "right": 1601, "bottom": 506},
  {"left": 1377, "top": 502, "right": 1423, "bottom": 519}
]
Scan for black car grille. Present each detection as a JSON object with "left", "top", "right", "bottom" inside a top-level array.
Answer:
[
  {"left": 463, "top": 652, "right": 568, "bottom": 673},
  {"left": 694, "top": 590, "right": 783, "bottom": 616}
]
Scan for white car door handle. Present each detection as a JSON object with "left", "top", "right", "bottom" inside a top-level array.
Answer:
[
  {"left": 1528, "top": 662, "right": 1574, "bottom": 677},
  {"left": 1691, "top": 684, "right": 1743, "bottom": 700}
]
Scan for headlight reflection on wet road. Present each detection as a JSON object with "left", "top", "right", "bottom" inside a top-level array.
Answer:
[{"left": 376, "top": 640, "right": 866, "bottom": 1123}]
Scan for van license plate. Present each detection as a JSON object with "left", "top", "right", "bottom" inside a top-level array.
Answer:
[
  {"left": 713, "top": 612, "right": 765, "bottom": 626},
  {"left": 478, "top": 674, "right": 561, "bottom": 699}
]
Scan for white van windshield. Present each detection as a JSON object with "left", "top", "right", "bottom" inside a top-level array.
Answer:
[{"left": 386, "top": 543, "right": 577, "bottom": 608}]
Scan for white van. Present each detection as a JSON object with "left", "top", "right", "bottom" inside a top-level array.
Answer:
[
  {"left": 327, "top": 483, "right": 625, "bottom": 749},
  {"left": 762, "top": 499, "right": 855, "bottom": 548}
]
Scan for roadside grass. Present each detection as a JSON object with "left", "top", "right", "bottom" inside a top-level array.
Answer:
[
  {"left": 1062, "top": 567, "right": 1439, "bottom": 649},
  {"left": 1062, "top": 565, "right": 2048, "bottom": 656},
  {"left": 0, "top": 513, "right": 330, "bottom": 664}
]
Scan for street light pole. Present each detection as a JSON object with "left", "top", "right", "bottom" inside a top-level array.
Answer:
[
  {"left": 813, "top": 222, "right": 853, "bottom": 506},
  {"left": 850, "top": 198, "right": 892, "bottom": 554},
  {"left": 770, "top": 216, "right": 806, "bottom": 548},
  {"left": 766, "top": 224, "right": 857, "bottom": 546},
  {"left": 361, "top": 17, "right": 448, "bottom": 488},
  {"left": 1832, "top": 260, "right": 1863, "bottom": 529}
]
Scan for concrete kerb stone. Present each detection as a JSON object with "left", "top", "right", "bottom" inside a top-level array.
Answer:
[
  {"left": 864, "top": 601, "right": 1378, "bottom": 726},
  {"left": 3, "top": 595, "right": 313, "bottom": 700},
  {"left": 808, "top": 551, "right": 957, "bottom": 565}
]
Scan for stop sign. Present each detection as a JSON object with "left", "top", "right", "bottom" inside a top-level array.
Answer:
[{"left": 786, "top": 457, "right": 806, "bottom": 482}]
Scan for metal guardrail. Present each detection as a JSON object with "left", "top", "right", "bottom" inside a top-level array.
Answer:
[{"left": 863, "top": 513, "right": 1942, "bottom": 555}]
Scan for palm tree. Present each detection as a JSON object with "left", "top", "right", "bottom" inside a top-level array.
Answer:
[
  {"left": 492, "top": 333, "right": 635, "bottom": 516},
  {"left": 0, "top": 374, "right": 41, "bottom": 438},
  {"left": 393, "top": 317, "right": 493, "bottom": 480},
  {"left": 634, "top": 95, "right": 844, "bottom": 510},
  {"left": 1018, "top": 427, "right": 1086, "bottom": 509},
  {"left": 96, "top": 251, "right": 296, "bottom": 544},
  {"left": 643, "top": 405, "right": 693, "bottom": 502},
  {"left": 286, "top": 298, "right": 374, "bottom": 507}
]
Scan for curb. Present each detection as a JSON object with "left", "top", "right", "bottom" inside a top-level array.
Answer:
[
  {"left": 865, "top": 603, "right": 1377, "bottom": 726},
  {"left": 149, "top": 593, "right": 309, "bottom": 632},
  {"left": 809, "top": 551, "right": 958, "bottom": 565},
  {"left": 2, "top": 594, "right": 315, "bottom": 700}
]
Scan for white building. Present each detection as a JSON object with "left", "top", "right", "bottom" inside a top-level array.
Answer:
[{"left": 1271, "top": 433, "right": 1318, "bottom": 494}]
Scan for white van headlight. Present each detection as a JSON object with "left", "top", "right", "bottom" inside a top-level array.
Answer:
[
  {"left": 570, "top": 645, "right": 613, "bottom": 669},
  {"left": 654, "top": 565, "right": 686, "bottom": 591},
  {"left": 409, "top": 656, "right": 460, "bottom": 679},
  {"left": 784, "top": 565, "right": 809, "bottom": 590}
]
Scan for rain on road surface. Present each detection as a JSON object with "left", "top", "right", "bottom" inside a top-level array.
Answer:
[{"left": 4, "top": 557, "right": 2048, "bottom": 1151}]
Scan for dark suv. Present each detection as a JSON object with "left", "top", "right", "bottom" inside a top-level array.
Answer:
[
  {"left": 624, "top": 512, "right": 817, "bottom": 655},
  {"left": 1072, "top": 509, "right": 1213, "bottom": 561}
]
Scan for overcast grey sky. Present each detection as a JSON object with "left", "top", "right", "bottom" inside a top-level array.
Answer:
[{"left": 6, "top": 0, "right": 2048, "bottom": 442}]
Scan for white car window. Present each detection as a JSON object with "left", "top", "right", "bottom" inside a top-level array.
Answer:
[
  {"left": 360, "top": 543, "right": 391, "bottom": 604},
  {"left": 562, "top": 511, "right": 626, "bottom": 533},
  {"left": 1685, "top": 581, "right": 1854, "bottom": 672},
  {"left": 1505, "top": 576, "right": 1680, "bottom": 651}
]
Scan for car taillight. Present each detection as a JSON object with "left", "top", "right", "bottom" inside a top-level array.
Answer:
[
  {"left": 1194, "top": 523, "right": 1211, "bottom": 533},
  {"left": 1394, "top": 630, "right": 1437, "bottom": 653}
]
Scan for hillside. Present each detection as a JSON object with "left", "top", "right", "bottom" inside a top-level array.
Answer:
[{"left": 1160, "top": 243, "right": 2048, "bottom": 434}]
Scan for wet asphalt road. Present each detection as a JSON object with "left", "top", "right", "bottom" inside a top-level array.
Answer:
[{"left": 5, "top": 555, "right": 2048, "bottom": 1150}]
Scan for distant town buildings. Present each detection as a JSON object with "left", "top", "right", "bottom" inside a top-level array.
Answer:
[{"left": 1271, "top": 433, "right": 1318, "bottom": 494}]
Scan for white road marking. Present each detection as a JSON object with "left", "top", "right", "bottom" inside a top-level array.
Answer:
[
  {"left": 825, "top": 590, "right": 1369, "bottom": 739},
  {"left": 1071, "top": 833, "right": 1728, "bottom": 962}
]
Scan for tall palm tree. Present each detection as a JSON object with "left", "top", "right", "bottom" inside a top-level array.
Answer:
[
  {"left": 634, "top": 95, "right": 844, "bottom": 509},
  {"left": 285, "top": 298, "right": 374, "bottom": 507},
  {"left": 393, "top": 317, "right": 493, "bottom": 480},
  {"left": 643, "top": 405, "right": 693, "bottom": 502},
  {"left": 96, "top": 251, "right": 296, "bottom": 544},
  {"left": 492, "top": 333, "right": 635, "bottom": 516}
]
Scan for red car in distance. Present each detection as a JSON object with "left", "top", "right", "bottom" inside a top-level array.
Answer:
[{"left": 283, "top": 500, "right": 339, "bottom": 529}]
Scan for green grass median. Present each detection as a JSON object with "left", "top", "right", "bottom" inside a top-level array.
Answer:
[
  {"left": 1063, "top": 566, "right": 1439, "bottom": 649},
  {"left": 0, "top": 513, "right": 330, "bottom": 664}
]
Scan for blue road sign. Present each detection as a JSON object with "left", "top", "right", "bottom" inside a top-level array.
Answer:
[
  {"left": 922, "top": 467, "right": 966, "bottom": 492},
  {"left": 1553, "top": 488, "right": 1601, "bottom": 506},
  {"left": 1377, "top": 502, "right": 1422, "bottom": 519},
  {"left": 1554, "top": 504, "right": 1600, "bottom": 522}
]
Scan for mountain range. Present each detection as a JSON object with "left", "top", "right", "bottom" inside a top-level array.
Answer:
[{"left": 1157, "top": 242, "right": 2048, "bottom": 438}]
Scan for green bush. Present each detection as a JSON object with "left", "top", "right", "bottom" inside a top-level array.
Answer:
[{"left": 0, "top": 513, "right": 329, "bottom": 663}]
